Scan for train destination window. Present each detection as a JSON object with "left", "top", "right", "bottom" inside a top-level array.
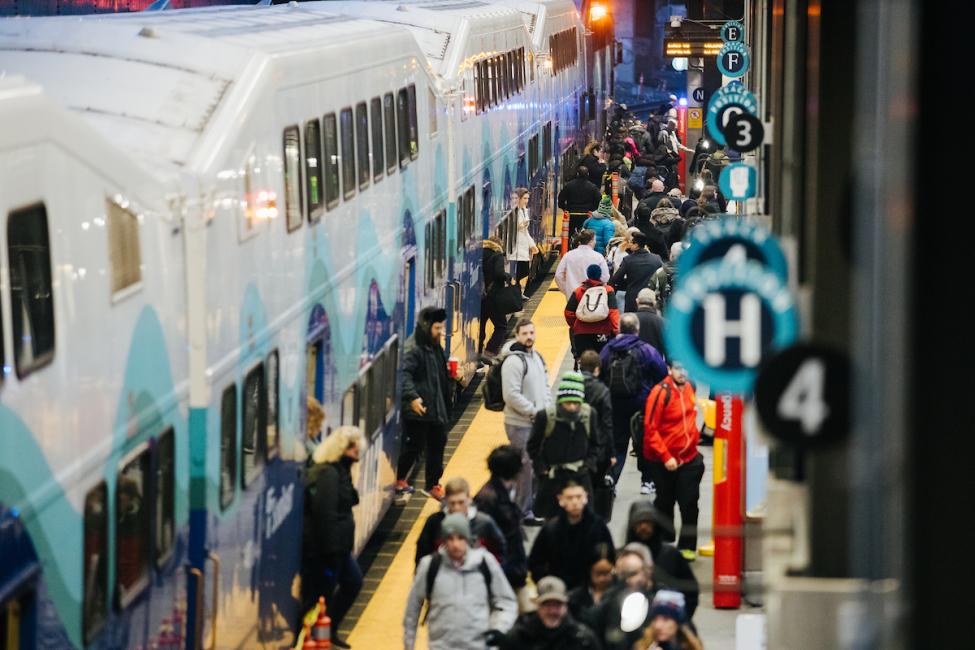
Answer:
[
  {"left": 219, "top": 385, "right": 237, "bottom": 509},
  {"left": 383, "top": 93, "right": 397, "bottom": 175},
  {"left": 83, "top": 482, "right": 108, "bottom": 644},
  {"left": 370, "top": 97, "right": 385, "bottom": 181},
  {"left": 304, "top": 119, "right": 324, "bottom": 221},
  {"left": 242, "top": 363, "right": 266, "bottom": 487},
  {"left": 266, "top": 350, "right": 279, "bottom": 458},
  {"left": 355, "top": 102, "right": 371, "bottom": 191},
  {"left": 323, "top": 113, "right": 340, "bottom": 210},
  {"left": 397, "top": 88, "right": 410, "bottom": 168},
  {"left": 106, "top": 198, "right": 142, "bottom": 296},
  {"left": 116, "top": 448, "right": 150, "bottom": 608},
  {"left": 282, "top": 127, "right": 303, "bottom": 232},
  {"left": 340, "top": 108, "right": 356, "bottom": 200},
  {"left": 7, "top": 203, "right": 55, "bottom": 378},
  {"left": 407, "top": 84, "right": 419, "bottom": 159},
  {"left": 154, "top": 428, "right": 175, "bottom": 566}
]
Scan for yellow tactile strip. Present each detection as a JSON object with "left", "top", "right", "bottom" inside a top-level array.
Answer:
[{"left": 347, "top": 281, "right": 570, "bottom": 648}]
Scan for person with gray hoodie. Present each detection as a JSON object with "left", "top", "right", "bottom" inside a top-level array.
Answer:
[
  {"left": 404, "top": 513, "right": 517, "bottom": 650},
  {"left": 501, "top": 317, "right": 551, "bottom": 525}
]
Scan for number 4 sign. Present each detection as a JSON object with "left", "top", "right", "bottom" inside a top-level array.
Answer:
[{"left": 754, "top": 343, "right": 850, "bottom": 446}]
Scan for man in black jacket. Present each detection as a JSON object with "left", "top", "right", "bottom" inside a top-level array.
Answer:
[
  {"left": 557, "top": 166, "right": 602, "bottom": 240},
  {"left": 634, "top": 288, "right": 666, "bottom": 358},
  {"left": 474, "top": 446, "right": 530, "bottom": 599},
  {"left": 480, "top": 237, "right": 511, "bottom": 357},
  {"left": 396, "top": 306, "right": 452, "bottom": 501},
  {"left": 578, "top": 351, "right": 615, "bottom": 521},
  {"left": 609, "top": 232, "right": 663, "bottom": 313},
  {"left": 499, "top": 576, "right": 601, "bottom": 650},
  {"left": 528, "top": 481, "right": 616, "bottom": 591},
  {"left": 415, "top": 477, "right": 506, "bottom": 566}
]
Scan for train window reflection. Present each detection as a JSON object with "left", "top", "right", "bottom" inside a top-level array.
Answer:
[
  {"left": 154, "top": 428, "right": 175, "bottom": 567},
  {"left": 116, "top": 449, "right": 150, "bottom": 608},
  {"left": 323, "top": 113, "right": 340, "bottom": 210},
  {"left": 370, "top": 97, "right": 385, "bottom": 181},
  {"left": 7, "top": 203, "right": 55, "bottom": 378},
  {"left": 267, "top": 350, "right": 279, "bottom": 458},
  {"left": 383, "top": 93, "right": 397, "bottom": 175},
  {"left": 83, "top": 482, "right": 107, "bottom": 644},
  {"left": 304, "top": 119, "right": 324, "bottom": 221},
  {"left": 340, "top": 108, "right": 356, "bottom": 200},
  {"left": 219, "top": 385, "right": 237, "bottom": 510},
  {"left": 397, "top": 88, "right": 410, "bottom": 168},
  {"left": 356, "top": 102, "right": 371, "bottom": 190},
  {"left": 407, "top": 84, "right": 419, "bottom": 160},
  {"left": 242, "top": 363, "right": 266, "bottom": 487},
  {"left": 282, "top": 127, "right": 303, "bottom": 232}
]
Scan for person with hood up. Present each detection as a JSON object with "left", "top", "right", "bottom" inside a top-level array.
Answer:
[
  {"left": 497, "top": 576, "right": 602, "bottom": 650},
  {"left": 625, "top": 501, "right": 699, "bottom": 618},
  {"left": 558, "top": 166, "right": 603, "bottom": 239},
  {"left": 415, "top": 476, "right": 506, "bottom": 567},
  {"left": 300, "top": 426, "right": 364, "bottom": 648},
  {"left": 609, "top": 231, "right": 663, "bottom": 313},
  {"left": 648, "top": 243, "right": 685, "bottom": 314},
  {"left": 582, "top": 196, "right": 618, "bottom": 255},
  {"left": 480, "top": 236, "right": 512, "bottom": 358},
  {"left": 565, "top": 264, "right": 620, "bottom": 358},
  {"left": 527, "top": 373, "right": 604, "bottom": 518},
  {"left": 642, "top": 361, "right": 704, "bottom": 560},
  {"left": 528, "top": 480, "right": 616, "bottom": 591},
  {"left": 397, "top": 306, "right": 453, "bottom": 501},
  {"left": 633, "top": 591, "right": 703, "bottom": 650},
  {"left": 600, "top": 314, "right": 668, "bottom": 487},
  {"left": 404, "top": 513, "right": 517, "bottom": 650},
  {"left": 649, "top": 199, "right": 686, "bottom": 251},
  {"left": 634, "top": 288, "right": 666, "bottom": 357}
]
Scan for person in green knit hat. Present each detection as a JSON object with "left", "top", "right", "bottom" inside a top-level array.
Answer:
[
  {"left": 526, "top": 372, "right": 605, "bottom": 519},
  {"left": 583, "top": 196, "right": 619, "bottom": 255}
]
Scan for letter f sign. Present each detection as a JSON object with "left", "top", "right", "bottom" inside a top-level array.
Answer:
[
  {"left": 703, "top": 293, "right": 762, "bottom": 366},
  {"left": 727, "top": 52, "right": 740, "bottom": 70}
]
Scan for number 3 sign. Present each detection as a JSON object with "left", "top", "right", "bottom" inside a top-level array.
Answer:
[{"left": 753, "top": 343, "right": 850, "bottom": 446}]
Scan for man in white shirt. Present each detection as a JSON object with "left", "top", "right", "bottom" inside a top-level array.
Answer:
[{"left": 554, "top": 229, "right": 609, "bottom": 299}]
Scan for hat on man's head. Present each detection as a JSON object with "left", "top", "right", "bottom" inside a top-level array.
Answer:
[
  {"left": 596, "top": 195, "right": 614, "bottom": 218},
  {"left": 420, "top": 306, "right": 448, "bottom": 324},
  {"left": 650, "top": 590, "right": 687, "bottom": 624},
  {"left": 557, "top": 375, "right": 586, "bottom": 404},
  {"left": 440, "top": 513, "right": 471, "bottom": 542},
  {"left": 586, "top": 263, "right": 603, "bottom": 280},
  {"left": 535, "top": 576, "right": 569, "bottom": 604}
]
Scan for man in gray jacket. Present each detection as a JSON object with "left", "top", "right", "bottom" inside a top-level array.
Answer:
[
  {"left": 500, "top": 318, "right": 551, "bottom": 525},
  {"left": 404, "top": 513, "right": 517, "bottom": 650}
]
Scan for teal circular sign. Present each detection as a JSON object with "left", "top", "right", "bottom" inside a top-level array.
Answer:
[
  {"left": 721, "top": 20, "right": 745, "bottom": 43},
  {"left": 679, "top": 217, "right": 788, "bottom": 282},
  {"left": 718, "top": 163, "right": 758, "bottom": 201},
  {"left": 664, "top": 259, "right": 798, "bottom": 394},
  {"left": 706, "top": 86, "right": 758, "bottom": 146},
  {"left": 717, "top": 41, "right": 750, "bottom": 78}
]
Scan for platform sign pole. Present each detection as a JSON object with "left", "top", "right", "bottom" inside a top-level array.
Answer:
[
  {"left": 677, "top": 104, "right": 687, "bottom": 192},
  {"left": 714, "top": 393, "right": 744, "bottom": 608}
]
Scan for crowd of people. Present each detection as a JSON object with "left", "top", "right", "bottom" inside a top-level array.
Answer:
[{"left": 298, "top": 101, "right": 719, "bottom": 649}]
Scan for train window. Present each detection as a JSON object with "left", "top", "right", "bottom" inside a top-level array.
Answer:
[
  {"left": 341, "top": 383, "right": 357, "bottom": 427},
  {"left": 370, "top": 97, "right": 385, "bottom": 181},
  {"left": 83, "top": 482, "right": 108, "bottom": 644},
  {"left": 106, "top": 198, "right": 142, "bottom": 296},
  {"left": 282, "top": 127, "right": 303, "bottom": 232},
  {"left": 528, "top": 135, "right": 539, "bottom": 178},
  {"left": 304, "top": 119, "right": 324, "bottom": 222},
  {"left": 365, "top": 360, "right": 382, "bottom": 436},
  {"left": 494, "top": 57, "right": 503, "bottom": 104},
  {"left": 116, "top": 447, "right": 150, "bottom": 608},
  {"left": 396, "top": 88, "right": 410, "bottom": 168},
  {"left": 219, "top": 385, "right": 237, "bottom": 510},
  {"left": 456, "top": 193, "right": 466, "bottom": 255},
  {"left": 383, "top": 337, "right": 398, "bottom": 421},
  {"left": 7, "top": 203, "right": 55, "bottom": 379},
  {"left": 339, "top": 108, "right": 356, "bottom": 200},
  {"left": 383, "top": 93, "right": 397, "bottom": 175},
  {"left": 323, "top": 114, "right": 340, "bottom": 210},
  {"left": 154, "top": 428, "right": 175, "bottom": 567},
  {"left": 407, "top": 84, "right": 419, "bottom": 160},
  {"left": 424, "top": 221, "right": 433, "bottom": 289},
  {"left": 475, "top": 62, "right": 484, "bottom": 113},
  {"left": 355, "top": 102, "right": 370, "bottom": 191},
  {"left": 544, "top": 122, "right": 553, "bottom": 162},
  {"left": 242, "top": 363, "right": 266, "bottom": 487},
  {"left": 428, "top": 88, "right": 438, "bottom": 138},
  {"left": 465, "top": 186, "right": 475, "bottom": 245},
  {"left": 266, "top": 350, "right": 279, "bottom": 458}
]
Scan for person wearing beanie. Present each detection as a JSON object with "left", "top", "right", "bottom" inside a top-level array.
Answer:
[
  {"left": 633, "top": 590, "right": 703, "bottom": 650},
  {"left": 526, "top": 372, "right": 604, "bottom": 519},
  {"left": 608, "top": 229, "right": 663, "bottom": 313},
  {"left": 582, "top": 196, "right": 618, "bottom": 255},
  {"left": 635, "top": 287, "right": 667, "bottom": 356},
  {"left": 404, "top": 512, "right": 517, "bottom": 650},
  {"left": 554, "top": 229, "right": 610, "bottom": 299},
  {"left": 565, "top": 263, "right": 620, "bottom": 359},
  {"left": 498, "top": 575, "right": 602, "bottom": 649},
  {"left": 397, "top": 305, "right": 454, "bottom": 501}
]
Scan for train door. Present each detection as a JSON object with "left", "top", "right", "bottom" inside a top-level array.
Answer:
[{"left": 0, "top": 576, "right": 36, "bottom": 650}]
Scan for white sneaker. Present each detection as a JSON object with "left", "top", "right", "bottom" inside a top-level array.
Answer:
[{"left": 640, "top": 482, "right": 652, "bottom": 495}]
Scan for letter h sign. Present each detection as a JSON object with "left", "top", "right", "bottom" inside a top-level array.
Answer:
[{"left": 703, "top": 293, "right": 762, "bottom": 367}]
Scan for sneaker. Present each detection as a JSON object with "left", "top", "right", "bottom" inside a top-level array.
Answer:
[
  {"left": 422, "top": 485, "right": 444, "bottom": 500},
  {"left": 521, "top": 293, "right": 530, "bottom": 301},
  {"left": 394, "top": 480, "right": 414, "bottom": 497},
  {"left": 680, "top": 549, "right": 697, "bottom": 562},
  {"left": 640, "top": 482, "right": 652, "bottom": 495}
]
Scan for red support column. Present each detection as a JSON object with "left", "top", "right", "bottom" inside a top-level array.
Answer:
[
  {"left": 713, "top": 393, "right": 743, "bottom": 608},
  {"left": 677, "top": 105, "right": 688, "bottom": 193}
]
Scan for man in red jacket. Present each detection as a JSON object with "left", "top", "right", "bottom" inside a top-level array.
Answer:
[
  {"left": 642, "top": 361, "right": 705, "bottom": 561},
  {"left": 565, "top": 263, "right": 620, "bottom": 358}
]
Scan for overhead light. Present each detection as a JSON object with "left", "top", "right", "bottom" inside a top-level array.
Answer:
[
  {"left": 589, "top": 2, "right": 607, "bottom": 22},
  {"left": 670, "top": 16, "right": 682, "bottom": 28},
  {"left": 672, "top": 57, "right": 688, "bottom": 71}
]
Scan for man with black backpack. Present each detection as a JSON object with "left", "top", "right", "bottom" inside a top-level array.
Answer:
[
  {"left": 599, "top": 314, "right": 668, "bottom": 490},
  {"left": 404, "top": 513, "right": 517, "bottom": 650}
]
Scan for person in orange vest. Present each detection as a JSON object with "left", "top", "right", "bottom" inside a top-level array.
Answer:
[
  {"left": 641, "top": 361, "right": 705, "bottom": 561},
  {"left": 564, "top": 264, "right": 620, "bottom": 358}
]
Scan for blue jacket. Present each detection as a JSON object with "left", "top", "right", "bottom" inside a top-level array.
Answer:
[{"left": 582, "top": 213, "right": 616, "bottom": 254}]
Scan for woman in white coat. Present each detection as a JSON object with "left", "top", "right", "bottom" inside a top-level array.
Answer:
[{"left": 510, "top": 187, "right": 537, "bottom": 300}]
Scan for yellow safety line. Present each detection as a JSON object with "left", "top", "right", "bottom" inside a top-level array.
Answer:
[{"left": 347, "top": 280, "right": 570, "bottom": 648}]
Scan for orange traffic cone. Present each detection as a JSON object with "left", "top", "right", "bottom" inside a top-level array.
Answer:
[
  {"left": 611, "top": 171, "right": 620, "bottom": 208},
  {"left": 312, "top": 597, "right": 332, "bottom": 648},
  {"left": 560, "top": 210, "right": 569, "bottom": 256},
  {"left": 301, "top": 623, "right": 317, "bottom": 650}
]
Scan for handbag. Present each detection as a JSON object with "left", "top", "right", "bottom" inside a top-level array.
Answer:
[{"left": 494, "top": 280, "right": 524, "bottom": 315}]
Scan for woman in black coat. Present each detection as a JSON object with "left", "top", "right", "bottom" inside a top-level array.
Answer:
[
  {"left": 480, "top": 236, "right": 511, "bottom": 357},
  {"left": 301, "top": 426, "right": 364, "bottom": 647}
]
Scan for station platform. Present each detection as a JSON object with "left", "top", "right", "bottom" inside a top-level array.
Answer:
[{"left": 339, "top": 272, "right": 755, "bottom": 649}]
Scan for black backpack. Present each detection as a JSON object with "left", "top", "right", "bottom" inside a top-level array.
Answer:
[
  {"left": 659, "top": 269, "right": 676, "bottom": 312},
  {"left": 422, "top": 552, "right": 493, "bottom": 624},
  {"left": 608, "top": 346, "right": 643, "bottom": 397},
  {"left": 481, "top": 352, "right": 527, "bottom": 411}
]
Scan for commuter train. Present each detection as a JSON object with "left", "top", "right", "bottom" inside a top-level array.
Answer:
[{"left": 0, "top": 1, "right": 593, "bottom": 647}]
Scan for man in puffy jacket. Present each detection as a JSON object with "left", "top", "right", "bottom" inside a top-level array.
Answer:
[
  {"left": 565, "top": 264, "right": 620, "bottom": 358},
  {"left": 608, "top": 232, "right": 663, "bottom": 313},
  {"left": 649, "top": 199, "right": 685, "bottom": 251},
  {"left": 416, "top": 477, "right": 506, "bottom": 567},
  {"left": 498, "top": 577, "right": 601, "bottom": 650},
  {"left": 599, "top": 314, "right": 668, "bottom": 487},
  {"left": 642, "top": 361, "right": 704, "bottom": 560},
  {"left": 558, "top": 166, "right": 602, "bottom": 238},
  {"left": 582, "top": 196, "right": 617, "bottom": 255},
  {"left": 475, "top": 446, "right": 530, "bottom": 602}
]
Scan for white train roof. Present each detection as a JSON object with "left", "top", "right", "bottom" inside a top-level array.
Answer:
[
  {"left": 0, "top": 3, "right": 417, "bottom": 172},
  {"left": 320, "top": 0, "right": 528, "bottom": 87},
  {"left": 488, "top": 0, "right": 582, "bottom": 49}
]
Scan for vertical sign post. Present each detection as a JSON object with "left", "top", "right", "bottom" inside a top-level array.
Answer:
[
  {"left": 677, "top": 104, "right": 687, "bottom": 192},
  {"left": 713, "top": 393, "right": 744, "bottom": 608}
]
